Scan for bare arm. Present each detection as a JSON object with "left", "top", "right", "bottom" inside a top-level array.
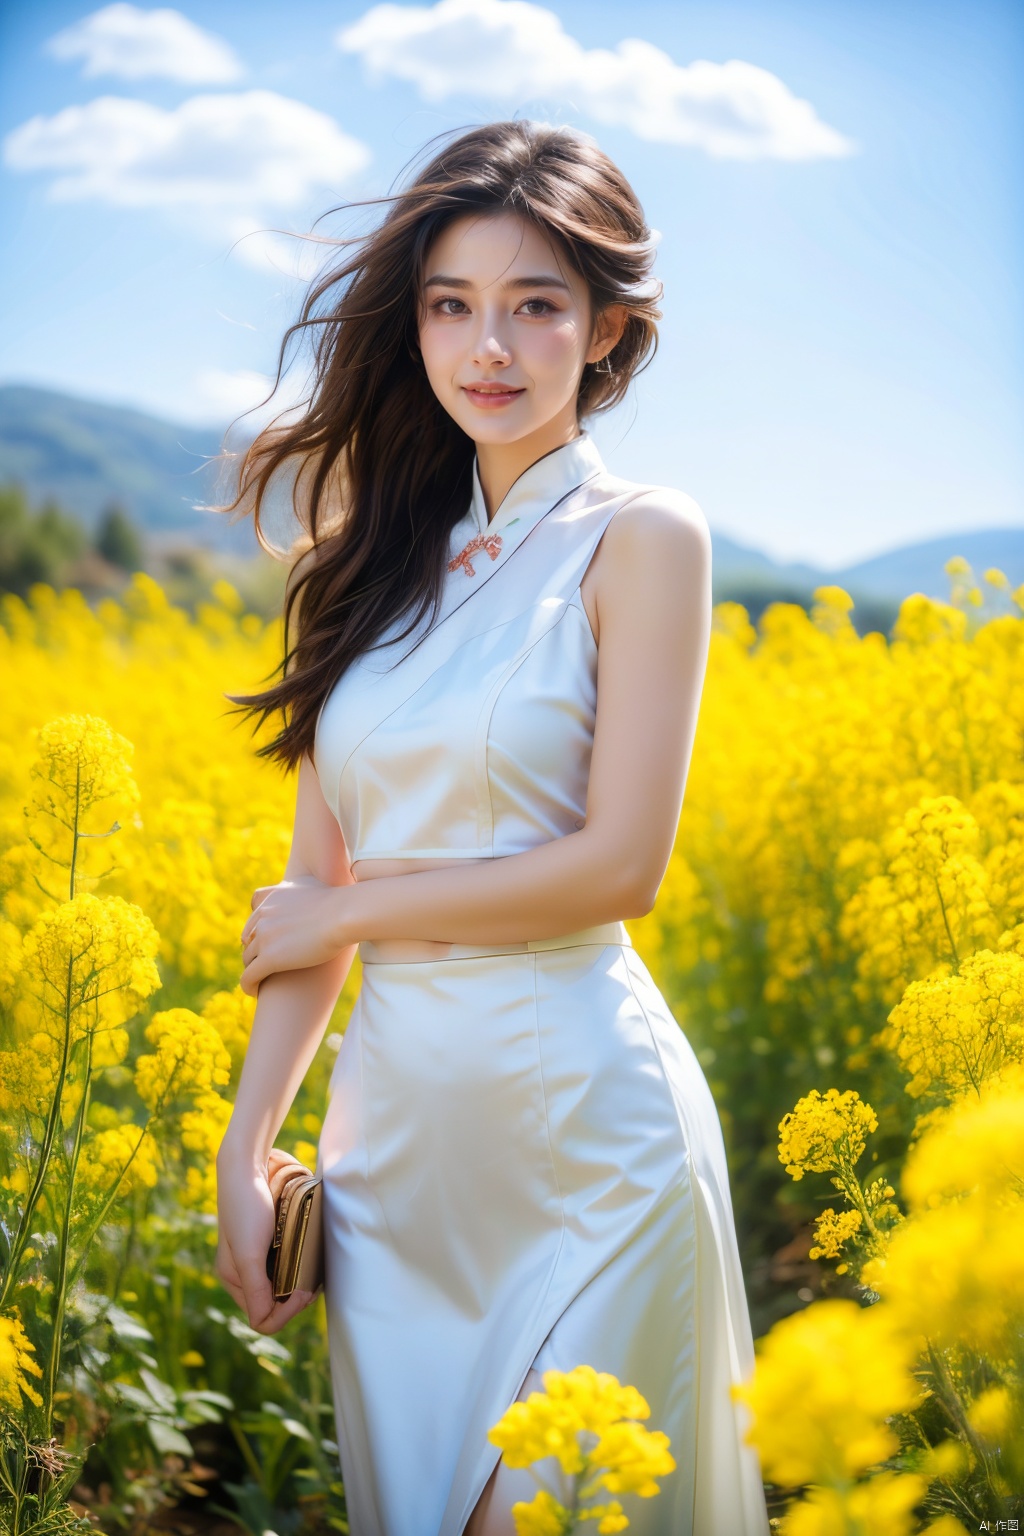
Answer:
[
  {"left": 215, "top": 754, "right": 356, "bottom": 1330},
  {"left": 239, "top": 489, "right": 711, "bottom": 989}
]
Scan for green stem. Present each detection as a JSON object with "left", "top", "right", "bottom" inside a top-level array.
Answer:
[
  {"left": 42, "top": 1029, "right": 93, "bottom": 1431},
  {"left": 932, "top": 873, "right": 960, "bottom": 974},
  {"left": 0, "top": 954, "right": 78, "bottom": 1311},
  {"left": 0, "top": 1420, "right": 30, "bottom": 1536},
  {"left": 0, "top": 779, "right": 83, "bottom": 1308},
  {"left": 68, "top": 762, "right": 80, "bottom": 901},
  {"left": 62, "top": 1116, "right": 153, "bottom": 1296},
  {"left": 926, "top": 1339, "right": 994, "bottom": 1489},
  {"left": 228, "top": 1419, "right": 264, "bottom": 1486},
  {"left": 834, "top": 1162, "right": 880, "bottom": 1241},
  {"left": 110, "top": 1197, "right": 139, "bottom": 1304},
  {"left": 63, "top": 1063, "right": 179, "bottom": 1296}
]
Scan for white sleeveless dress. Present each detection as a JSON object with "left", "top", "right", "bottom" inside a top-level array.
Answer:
[{"left": 313, "top": 434, "right": 771, "bottom": 1536}]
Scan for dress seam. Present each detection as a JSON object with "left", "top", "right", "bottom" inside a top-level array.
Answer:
[
  {"left": 453, "top": 955, "right": 568, "bottom": 1536},
  {"left": 473, "top": 600, "right": 579, "bottom": 853},
  {"left": 530, "top": 951, "right": 567, "bottom": 1229},
  {"left": 356, "top": 993, "right": 397, "bottom": 1248},
  {"left": 622, "top": 949, "right": 693, "bottom": 1164}
]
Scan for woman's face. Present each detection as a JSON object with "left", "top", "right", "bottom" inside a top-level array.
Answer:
[{"left": 417, "top": 211, "right": 613, "bottom": 448}]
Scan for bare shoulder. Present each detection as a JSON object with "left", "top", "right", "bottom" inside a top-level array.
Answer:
[
  {"left": 606, "top": 484, "right": 711, "bottom": 558},
  {"left": 582, "top": 484, "right": 710, "bottom": 646},
  {"left": 590, "top": 484, "right": 711, "bottom": 601}
]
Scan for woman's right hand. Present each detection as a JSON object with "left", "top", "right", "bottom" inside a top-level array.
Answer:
[{"left": 214, "top": 1147, "right": 318, "bottom": 1334}]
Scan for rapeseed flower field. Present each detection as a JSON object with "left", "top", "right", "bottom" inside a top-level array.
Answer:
[{"left": 0, "top": 562, "right": 1021, "bottom": 1534}]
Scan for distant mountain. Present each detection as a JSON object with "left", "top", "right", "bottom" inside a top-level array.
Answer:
[
  {"left": 709, "top": 524, "right": 1024, "bottom": 626},
  {"left": 0, "top": 384, "right": 250, "bottom": 552},
  {"left": 0, "top": 383, "right": 1020, "bottom": 598},
  {"left": 706, "top": 535, "right": 824, "bottom": 590},
  {"left": 838, "top": 529, "right": 1024, "bottom": 601}
]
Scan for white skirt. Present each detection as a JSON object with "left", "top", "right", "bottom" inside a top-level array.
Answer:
[{"left": 317, "top": 928, "right": 771, "bottom": 1536}]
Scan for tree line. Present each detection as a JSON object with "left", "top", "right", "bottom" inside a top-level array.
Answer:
[{"left": 0, "top": 483, "right": 145, "bottom": 597}]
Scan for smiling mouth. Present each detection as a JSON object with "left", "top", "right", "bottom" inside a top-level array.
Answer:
[{"left": 462, "top": 383, "right": 525, "bottom": 396}]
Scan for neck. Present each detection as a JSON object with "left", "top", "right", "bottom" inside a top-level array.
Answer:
[{"left": 475, "top": 408, "right": 583, "bottom": 524}]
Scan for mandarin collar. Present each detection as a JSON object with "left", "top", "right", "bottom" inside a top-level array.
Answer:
[{"left": 468, "top": 432, "right": 605, "bottom": 536}]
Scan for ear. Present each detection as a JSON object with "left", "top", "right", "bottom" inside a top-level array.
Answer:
[{"left": 586, "top": 304, "right": 629, "bottom": 366}]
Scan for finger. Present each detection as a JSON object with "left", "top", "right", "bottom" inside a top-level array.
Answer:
[
  {"left": 257, "top": 1288, "right": 317, "bottom": 1335},
  {"left": 214, "top": 1251, "right": 249, "bottom": 1313},
  {"left": 236, "top": 1259, "right": 279, "bottom": 1332},
  {"left": 240, "top": 959, "right": 266, "bottom": 995},
  {"left": 220, "top": 1273, "right": 249, "bottom": 1312},
  {"left": 250, "top": 887, "right": 274, "bottom": 911}
]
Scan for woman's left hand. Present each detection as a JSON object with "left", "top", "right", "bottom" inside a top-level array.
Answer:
[{"left": 240, "top": 875, "right": 353, "bottom": 996}]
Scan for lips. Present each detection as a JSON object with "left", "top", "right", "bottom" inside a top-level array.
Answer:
[{"left": 461, "top": 382, "right": 526, "bottom": 408}]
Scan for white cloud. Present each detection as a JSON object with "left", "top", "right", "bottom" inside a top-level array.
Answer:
[
  {"left": 192, "top": 367, "right": 280, "bottom": 421},
  {"left": 3, "top": 90, "right": 372, "bottom": 241},
  {"left": 189, "top": 359, "right": 308, "bottom": 427},
  {"left": 337, "top": 0, "right": 856, "bottom": 161},
  {"left": 46, "top": 3, "right": 244, "bottom": 83}
]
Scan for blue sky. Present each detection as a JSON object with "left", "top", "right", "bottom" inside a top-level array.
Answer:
[{"left": 0, "top": 0, "right": 1020, "bottom": 567}]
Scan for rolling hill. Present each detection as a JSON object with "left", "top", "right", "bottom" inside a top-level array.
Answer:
[
  {"left": 0, "top": 384, "right": 248, "bottom": 552},
  {"left": 1, "top": 383, "right": 1019, "bottom": 600}
]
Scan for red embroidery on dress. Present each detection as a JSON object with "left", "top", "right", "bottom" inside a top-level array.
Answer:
[{"left": 448, "top": 531, "right": 502, "bottom": 577}]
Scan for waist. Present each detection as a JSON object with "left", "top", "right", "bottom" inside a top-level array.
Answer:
[{"left": 358, "top": 920, "right": 633, "bottom": 966}]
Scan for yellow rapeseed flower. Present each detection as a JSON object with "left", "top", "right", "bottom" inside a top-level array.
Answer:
[
  {"left": 490, "top": 1366, "right": 673, "bottom": 1530},
  {"left": 967, "top": 1384, "right": 1014, "bottom": 1444},
  {"left": 201, "top": 986, "right": 256, "bottom": 1074},
  {"left": 509, "top": 1488, "right": 572, "bottom": 1536},
  {"left": 0, "top": 1310, "right": 43, "bottom": 1410},
  {"left": 0, "top": 1032, "right": 59, "bottom": 1120},
  {"left": 180, "top": 1092, "right": 234, "bottom": 1212},
  {"left": 27, "top": 713, "right": 137, "bottom": 826},
  {"left": 883, "top": 950, "right": 1024, "bottom": 1099},
  {"left": 19, "top": 893, "right": 161, "bottom": 1036},
  {"left": 778, "top": 1088, "right": 878, "bottom": 1180},
  {"left": 840, "top": 796, "right": 999, "bottom": 1005},
  {"left": 861, "top": 1066, "right": 1024, "bottom": 1356},
  {"left": 134, "top": 1008, "right": 231, "bottom": 1111},
  {"left": 78, "top": 1123, "right": 160, "bottom": 1196},
  {"left": 901, "top": 1060, "right": 1024, "bottom": 1208},
  {"left": 586, "top": 1420, "right": 676, "bottom": 1497},
  {"left": 860, "top": 1197, "right": 1024, "bottom": 1357},
  {"left": 781, "top": 1471, "right": 928, "bottom": 1536},
  {"left": 809, "top": 1207, "right": 863, "bottom": 1261},
  {"left": 732, "top": 1298, "right": 923, "bottom": 1486}
]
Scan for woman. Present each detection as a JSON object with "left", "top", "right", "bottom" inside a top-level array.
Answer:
[{"left": 214, "top": 121, "right": 771, "bottom": 1536}]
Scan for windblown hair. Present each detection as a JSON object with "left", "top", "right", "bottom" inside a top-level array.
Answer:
[{"left": 222, "top": 119, "right": 662, "bottom": 770}]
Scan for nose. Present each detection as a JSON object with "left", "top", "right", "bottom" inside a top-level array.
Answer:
[{"left": 471, "top": 312, "right": 512, "bottom": 369}]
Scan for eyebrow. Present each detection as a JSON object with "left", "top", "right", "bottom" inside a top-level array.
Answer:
[{"left": 423, "top": 273, "right": 571, "bottom": 292}]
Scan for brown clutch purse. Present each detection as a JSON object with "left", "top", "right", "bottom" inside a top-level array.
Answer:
[{"left": 265, "top": 1147, "right": 325, "bottom": 1301}]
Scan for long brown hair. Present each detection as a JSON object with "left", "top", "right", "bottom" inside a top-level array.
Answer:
[{"left": 222, "top": 120, "right": 662, "bottom": 770}]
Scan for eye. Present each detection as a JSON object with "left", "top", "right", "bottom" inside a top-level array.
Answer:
[
  {"left": 431, "top": 296, "right": 468, "bottom": 316},
  {"left": 518, "top": 298, "right": 556, "bottom": 316}
]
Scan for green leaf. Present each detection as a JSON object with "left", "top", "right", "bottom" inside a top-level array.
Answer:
[
  {"left": 106, "top": 1303, "right": 154, "bottom": 1341},
  {"left": 184, "top": 1389, "right": 234, "bottom": 1410},
  {"left": 138, "top": 1366, "right": 177, "bottom": 1412},
  {"left": 280, "top": 1419, "right": 312, "bottom": 1442},
  {"left": 148, "top": 1419, "right": 194, "bottom": 1457},
  {"left": 245, "top": 1335, "right": 291, "bottom": 1362}
]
